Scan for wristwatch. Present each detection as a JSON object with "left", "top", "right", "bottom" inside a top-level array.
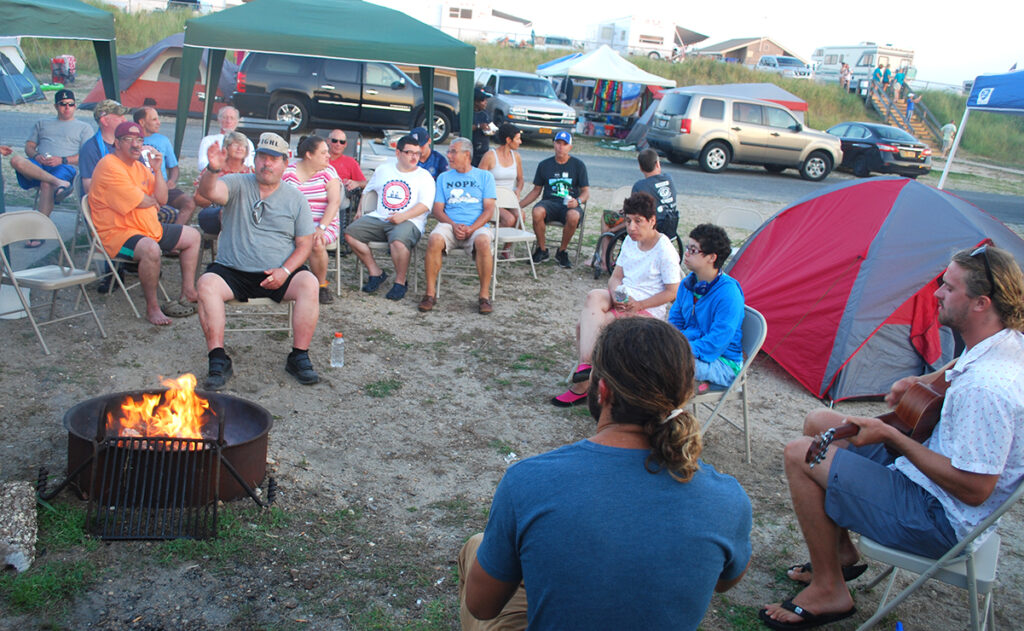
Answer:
[{"left": 61, "top": 156, "right": 68, "bottom": 165}]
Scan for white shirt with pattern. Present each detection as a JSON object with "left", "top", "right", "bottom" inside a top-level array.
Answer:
[{"left": 894, "top": 328, "right": 1024, "bottom": 541}]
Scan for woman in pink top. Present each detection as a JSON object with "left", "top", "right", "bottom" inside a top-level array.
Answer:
[{"left": 283, "top": 135, "right": 341, "bottom": 303}]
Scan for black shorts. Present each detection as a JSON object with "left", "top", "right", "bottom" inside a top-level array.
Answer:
[
  {"left": 206, "top": 262, "right": 308, "bottom": 303},
  {"left": 118, "top": 223, "right": 183, "bottom": 258},
  {"left": 535, "top": 199, "right": 582, "bottom": 225},
  {"left": 656, "top": 212, "right": 679, "bottom": 238}
]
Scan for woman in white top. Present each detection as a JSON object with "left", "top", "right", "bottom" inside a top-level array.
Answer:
[
  {"left": 477, "top": 123, "right": 524, "bottom": 228},
  {"left": 552, "top": 192, "right": 682, "bottom": 406}
]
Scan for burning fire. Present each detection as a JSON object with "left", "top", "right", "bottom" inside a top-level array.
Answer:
[{"left": 107, "top": 374, "right": 213, "bottom": 440}]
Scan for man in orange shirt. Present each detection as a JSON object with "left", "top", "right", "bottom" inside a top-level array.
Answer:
[{"left": 89, "top": 121, "right": 201, "bottom": 325}]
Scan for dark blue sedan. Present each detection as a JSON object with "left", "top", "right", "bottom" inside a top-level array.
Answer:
[{"left": 826, "top": 122, "right": 932, "bottom": 178}]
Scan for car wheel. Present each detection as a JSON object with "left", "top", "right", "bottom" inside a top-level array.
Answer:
[
  {"left": 416, "top": 109, "right": 452, "bottom": 144},
  {"left": 271, "top": 96, "right": 308, "bottom": 132},
  {"left": 666, "top": 153, "right": 688, "bottom": 165},
  {"left": 853, "top": 155, "right": 871, "bottom": 177},
  {"left": 800, "top": 150, "right": 833, "bottom": 181},
  {"left": 648, "top": 51, "right": 661, "bottom": 60},
  {"left": 493, "top": 110, "right": 506, "bottom": 125},
  {"left": 698, "top": 141, "right": 730, "bottom": 173},
  {"left": 764, "top": 164, "right": 787, "bottom": 173}
]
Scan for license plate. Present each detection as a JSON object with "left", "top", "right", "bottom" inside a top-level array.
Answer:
[
  {"left": 657, "top": 119, "right": 667, "bottom": 128},
  {"left": 899, "top": 150, "right": 918, "bottom": 159},
  {"left": 537, "top": 127, "right": 553, "bottom": 135}
]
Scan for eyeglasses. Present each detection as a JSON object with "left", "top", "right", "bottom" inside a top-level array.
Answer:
[
  {"left": 684, "top": 245, "right": 704, "bottom": 255},
  {"left": 252, "top": 198, "right": 266, "bottom": 224},
  {"left": 971, "top": 244, "right": 996, "bottom": 297},
  {"left": 330, "top": 138, "right": 347, "bottom": 144},
  {"left": 401, "top": 149, "right": 421, "bottom": 157},
  {"left": 117, "top": 136, "right": 144, "bottom": 145},
  {"left": 57, "top": 101, "right": 76, "bottom": 107}
]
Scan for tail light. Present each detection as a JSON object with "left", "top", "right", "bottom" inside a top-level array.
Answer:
[
  {"left": 236, "top": 71, "right": 246, "bottom": 93},
  {"left": 679, "top": 118, "right": 692, "bottom": 134},
  {"left": 877, "top": 143, "right": 898, "bottom": 153},
  {"left": 922, "top": 147, "right": 932, "bottom": 157}
]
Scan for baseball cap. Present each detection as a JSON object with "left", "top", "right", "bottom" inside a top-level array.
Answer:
[
  {"left": 554, "top": 130, "right": 572, "bottom": 145},
  {"left": 54, "top": 89, "right": 75, "bottom": 104},
  {"left": 255, "top": 132, "right": 290, "bottom": 157},
  {"left": 409, "top": 126, "right": 430, "bottom": 146},
  {"left": 114, "top": 121, "right": 143, "bottom": 138},
  {"left": 94, "top": 99, "right": 130, "bottom": 122},
  {"left": 474, "top": 87, "right": 491, "bottom": 102}
]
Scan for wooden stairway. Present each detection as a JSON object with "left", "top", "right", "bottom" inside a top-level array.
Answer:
[{"left": 867, "top": 89, "right": 941, "bottom": 150}]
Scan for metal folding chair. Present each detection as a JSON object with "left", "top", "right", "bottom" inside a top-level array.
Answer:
[
  {"left": 352, "top": 190, "right": 419, "bottom": 292},
  {"left": 491, "top": 186, "right": 537, "bottom": 298}
]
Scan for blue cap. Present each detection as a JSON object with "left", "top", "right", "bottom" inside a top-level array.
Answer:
[
  {"left": 410, "top": 126, "right": 430, "bottom": 146},
  {"left": 554, "top": 130, "right": 572, "bottom": 145}
]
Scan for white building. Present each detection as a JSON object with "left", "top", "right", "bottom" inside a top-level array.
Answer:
[{"left": 436, "top": 1, "right": 533, "bottom": 44}]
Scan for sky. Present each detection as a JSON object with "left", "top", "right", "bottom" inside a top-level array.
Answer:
[{"left": 378, "top": 0, "right": 1022, "bottom": 87}]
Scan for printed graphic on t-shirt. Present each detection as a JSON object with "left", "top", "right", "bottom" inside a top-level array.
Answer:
[
  {"left": 446, "top": 188, "right": 480, "bottom": 205},
  {"left": 547, "top": 173, "right": 573, "bottom": 198},
  {"left": 381, "top": 179, "right": 413, "bottom": 214}
]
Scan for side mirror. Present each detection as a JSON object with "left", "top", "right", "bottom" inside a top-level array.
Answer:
[
  {"left": 791, "top": 123, "right": 803, "bottom": 132},
  {"left": 391, "top": 78, "right": 406, "bottom": 90}
]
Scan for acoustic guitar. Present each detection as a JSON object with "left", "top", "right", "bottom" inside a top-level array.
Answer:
[{"left": 805, "top": 375, "right": 949, "bottom": 468}]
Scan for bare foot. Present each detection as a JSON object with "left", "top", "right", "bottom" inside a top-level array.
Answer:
[{"left": 147, "top": 308, "right": 172, "bottom": 326}]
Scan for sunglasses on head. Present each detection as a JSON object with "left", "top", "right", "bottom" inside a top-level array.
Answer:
[
  {"left": 330, "top": 138, "right": 347, "bottom": 144},
  {"left": 971, "top": 244, "right": 996, "bottom": 297},
  {"left": 252, "top": 198, "right": 266, "bottom": 224}
]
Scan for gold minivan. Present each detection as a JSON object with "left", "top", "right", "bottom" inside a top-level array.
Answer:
[{"left": 646, "top": 88, "right": 842, "bottom": 181}]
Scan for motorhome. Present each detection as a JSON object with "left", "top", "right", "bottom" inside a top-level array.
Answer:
[
  {"left": 811, "top": 43, "right": 914, "bottom": 89},
  {"left": 592, "top": 16, "right": 706, "bottom": 60}
]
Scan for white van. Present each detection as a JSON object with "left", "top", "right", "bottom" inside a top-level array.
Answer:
[{"left": 811, "top": 43, "right": 914, "bottom": 89}]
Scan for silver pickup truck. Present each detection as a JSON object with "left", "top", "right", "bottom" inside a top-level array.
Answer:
[{"left": 475, "top": 68, "right": 576, "bottom": 138}]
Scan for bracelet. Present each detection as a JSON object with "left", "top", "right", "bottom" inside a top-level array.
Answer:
[
  {"left": 207, "top": 166, "right": 222, "bottom": 174},
  {"left": 280, "top": 265, "right": 291, "bottom": 276}
]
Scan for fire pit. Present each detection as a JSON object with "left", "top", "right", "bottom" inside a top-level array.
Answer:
[{"left": 40, "top": 375, "right": 274, "bottom": 540}]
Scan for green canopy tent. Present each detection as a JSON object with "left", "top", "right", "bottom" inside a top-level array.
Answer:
[
  {"left": 174, "top": 0, "right": 476, "bottom": 157},
  {"left": 0, "top": 0, "right": 119, "bottom": 100}
]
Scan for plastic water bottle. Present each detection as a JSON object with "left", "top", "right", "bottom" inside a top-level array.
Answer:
[{"left": 331, "top": 332, "right": 345, "bottom": 368}]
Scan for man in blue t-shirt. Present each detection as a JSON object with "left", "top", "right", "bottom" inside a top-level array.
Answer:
[
  {"left": 410, "top": 125, "right": 448, "bottom": 179},
  {"left": 418, "top": 137, "right": 497, "bottom": 315},
  {"left": 459, "top": 317, "right": 752, "bottom": 631},
  {"left": 135, "top": 106, "right": 195, "bottom": 225}
]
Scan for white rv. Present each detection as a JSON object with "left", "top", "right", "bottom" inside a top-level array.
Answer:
[
  {"left": 811, "top": 43, "right": 914, "bottom": 87},
  {"left": 593, "top": 16, "right": 699, "bottom": 60}
]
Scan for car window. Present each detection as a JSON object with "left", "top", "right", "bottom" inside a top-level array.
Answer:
[
  {"left": 733, "top": 102, "right": 763, "bottom": 125},
  {"left": 498, "top": 76, "right": 558, "bottom": 99},
  {"left": 323, "top": 59, "right": 359, "bottom": 83},
  {"left": 765, "top": 107, "right": 798, "bottom": 129},
  {"left": 877, "top": 126, "right": 918, "bottom": 142},
  {"left": 485, "top": 76, "right": 497, "bottom": 93},
  {"left": 847, "top": 125, "right": 871, "bottom": 140},
  {"left": 776, "top": 57, "right": 805, "bottom": 67},
  {"left": 252, "top": 54, "right": 312, "bottom": 76},
  {"left": 658, "top": 93, "right": 692, "bottom": 116},
  {"left": 365, "top": 63, "right": 403, "bottom": 87},
  {"left": 699, "top": 98, "right": 725, "bottom": 120},
  {"left": 828, "top": 124, "right": 849, "bottom": 137}
]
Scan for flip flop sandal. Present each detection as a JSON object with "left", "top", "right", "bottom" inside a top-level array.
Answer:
[
  {"left": 24, "top": 240, "right": 44, "bottom": 249},
  {"left": 551, "top": 388, "right": 588, "bottom": 408},
  {"left": 758, "top": 599, "right": 856, "bottom": 630},
  {"left": 54, "top": 185, "right": 72, "bottom": 203},
  {"left": 786, "top": 562, "right": 868, "bottom": 586},
  {"left": 161, "top": 300, "right": 196, "bottom": 318}
]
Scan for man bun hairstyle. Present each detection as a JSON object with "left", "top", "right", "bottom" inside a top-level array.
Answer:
[{"left": 589, "top": 318, "right": 702, "bottom": 482}]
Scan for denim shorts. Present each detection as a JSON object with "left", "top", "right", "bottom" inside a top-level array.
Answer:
[{"left": 826, "top": 443, "right": 958, "bottom": 558}]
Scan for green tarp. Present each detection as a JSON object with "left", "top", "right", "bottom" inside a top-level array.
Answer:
[
  {"left": 0, "top": 0, "right": 119, "bottom": 99},
  {"left": 174, "top": 0, "right": 476, "bottom": 155}
]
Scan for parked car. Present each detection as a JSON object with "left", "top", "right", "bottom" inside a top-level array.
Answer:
[
  {"left": 646, "top": 88, "right": 842, "bottom": 181},
  {"left": 231, "top": 53, "right": 459, "bottom": 141},
  {"left": 826, "top": 122, "right": 932, "bottom": 178},
  {"left": 474, "top": 68, "right": 576, "bottom": 138},
  {"left": 753, "top": 55, "right": 814, "bottom": 80}
]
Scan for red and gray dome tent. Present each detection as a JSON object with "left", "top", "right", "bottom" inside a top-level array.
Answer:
[{"left": 726, "top": 177, "right": 1024, "bottom": 401}]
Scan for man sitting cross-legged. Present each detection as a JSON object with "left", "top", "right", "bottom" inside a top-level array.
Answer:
[
  {"left": 344, "top": 134, "right": 435, "bottom": 301},
  {"left": 418, "top": 138, "right": 497, "bottom": 315},
  {"left": 195, "top": 133, "right": 321, "bottom": 390},
  {"left": 88, "top": 121, "right": 200, "bottom": 325},
  {"left": 761, "top": 245, "right": 1024, "bottom": 630}
]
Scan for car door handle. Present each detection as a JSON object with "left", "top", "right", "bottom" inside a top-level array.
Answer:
[
  {"left": 770, "top": 132, "right": 781, "bottom": 137},
  {"left": 731, "top": 127, "right": 742, "bottom": 131},
  {"left": 366, "top": 89, "right": 379, "bottom": 95},
  {"left": 319, "top": 84, "right": 335, "bottom": 90}
]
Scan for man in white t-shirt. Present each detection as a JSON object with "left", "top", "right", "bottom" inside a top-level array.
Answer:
[
  {"left": 940, "top": 120, "right": 958, "bottom": 158},
  {"left": 344, "top": 134, "right": 435, "bottom": 301},
  {"left": 763, "top": 245, "right": 1024, "bottom": 630},
  {"left": 197, "top": 106, "right": 255, "bottom": 172}
]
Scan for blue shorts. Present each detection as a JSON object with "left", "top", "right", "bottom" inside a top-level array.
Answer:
[
  {"left": 15, "top": 158, "right": 76, "bottom": 190},
  {"left": 826, "top": 443, "right": 958, "bottom": 558}
]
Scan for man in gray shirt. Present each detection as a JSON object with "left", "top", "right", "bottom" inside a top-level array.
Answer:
[
  {"left": 9, "top": 89, "right": 92, "bottom": 229},
  {"left": 195, "top": 133, "right": 320, "bottom": 389}
]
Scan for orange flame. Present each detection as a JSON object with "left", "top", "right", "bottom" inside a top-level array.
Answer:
[{"left": 108, "top": 374, "right": 212, "bottom": 440}]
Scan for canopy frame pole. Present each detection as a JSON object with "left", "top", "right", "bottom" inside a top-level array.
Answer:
[{"left": 937, "top": 107, "right": 971, "bottom": 190}]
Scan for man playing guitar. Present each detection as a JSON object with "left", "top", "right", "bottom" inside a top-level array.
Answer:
[{"left": 761, "top": 245, "right": 1024, "bottom": 631}]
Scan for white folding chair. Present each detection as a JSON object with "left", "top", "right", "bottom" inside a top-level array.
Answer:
[
  {"left": 0, "top": 211, "right": 107, "bottom": 355},
  {"left": 855, "top": 478, "right": 1024, "bottom": 631},
  {"left": 491, "top": 186, "right": 537, "bottom": 298},
  {"left": 352, "top": 190, "right": 419, "bottom": 293},
  {"left": 80, "top": 194, "right": 171, "bottom": 318},
  {"left": 691, "top": 305, "right": 767, "bottom": 463},
  {"left": 713, "top": 207, "right": 763, "bottom": 233}
]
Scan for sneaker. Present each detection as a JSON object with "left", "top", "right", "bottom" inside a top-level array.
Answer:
[
  {"left": 362, "top": 271, "right": 388, "bottom": 293},
  {"left": 318, "top": 286, "right": 334, "bottom": 304},
  {"left": 385, "top": 283, "right": 407, "bottom": 301},
  {"left": 417, "top": 295, "right": 437, "bottom": 312},
  {"left": 478, "top": 297, "right": 493, "bottom": 315},
  {"left": 204, "top": 356, "right": 233, "bottom": 391},
  {"left": 532, "top": 247, "right": 550, "bottom": 263},
  {"left": 555, "top": 249, "right": 572, "bottom": 269},
  {"left": 285, "top": 351, "right": 320, "bottom": 385}
]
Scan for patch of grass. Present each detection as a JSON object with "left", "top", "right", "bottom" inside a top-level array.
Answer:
[
  {"left": 36, "top": 501, "right": 98, "bottom": 551},
  {"left": 428, "top": 496, "right": 476, "bottom": 528},
  {"left": 510, "top": 352, "right": 556, "bottom": 371},
  {"left": 487, "top": 438, "right": 515, "bottom": 456},
  {"left": 0, "top": 560, "right": 98, "bottom": 614},
  {"left": 364, "top": 378, "right": 403, "bottom": 398},
  {"left": 708, "top": 596, "right": 762, "bottom": 631}
]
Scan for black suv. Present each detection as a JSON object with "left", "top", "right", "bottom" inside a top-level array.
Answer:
[{"left": 232, "top": 53, "right": 460, "bottom": 142}]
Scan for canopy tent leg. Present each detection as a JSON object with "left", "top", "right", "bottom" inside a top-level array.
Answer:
[{"left": 937, "top": 108, "right": 971, "bottom": 190}]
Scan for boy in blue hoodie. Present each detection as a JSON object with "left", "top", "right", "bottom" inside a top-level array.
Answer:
[{"left": 668, "top": 224, "right": 744, "bottom": 388}]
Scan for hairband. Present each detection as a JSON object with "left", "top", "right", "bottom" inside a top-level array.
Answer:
[{"left": 660, "top": 408, "right": 684, "bottom": 425}]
